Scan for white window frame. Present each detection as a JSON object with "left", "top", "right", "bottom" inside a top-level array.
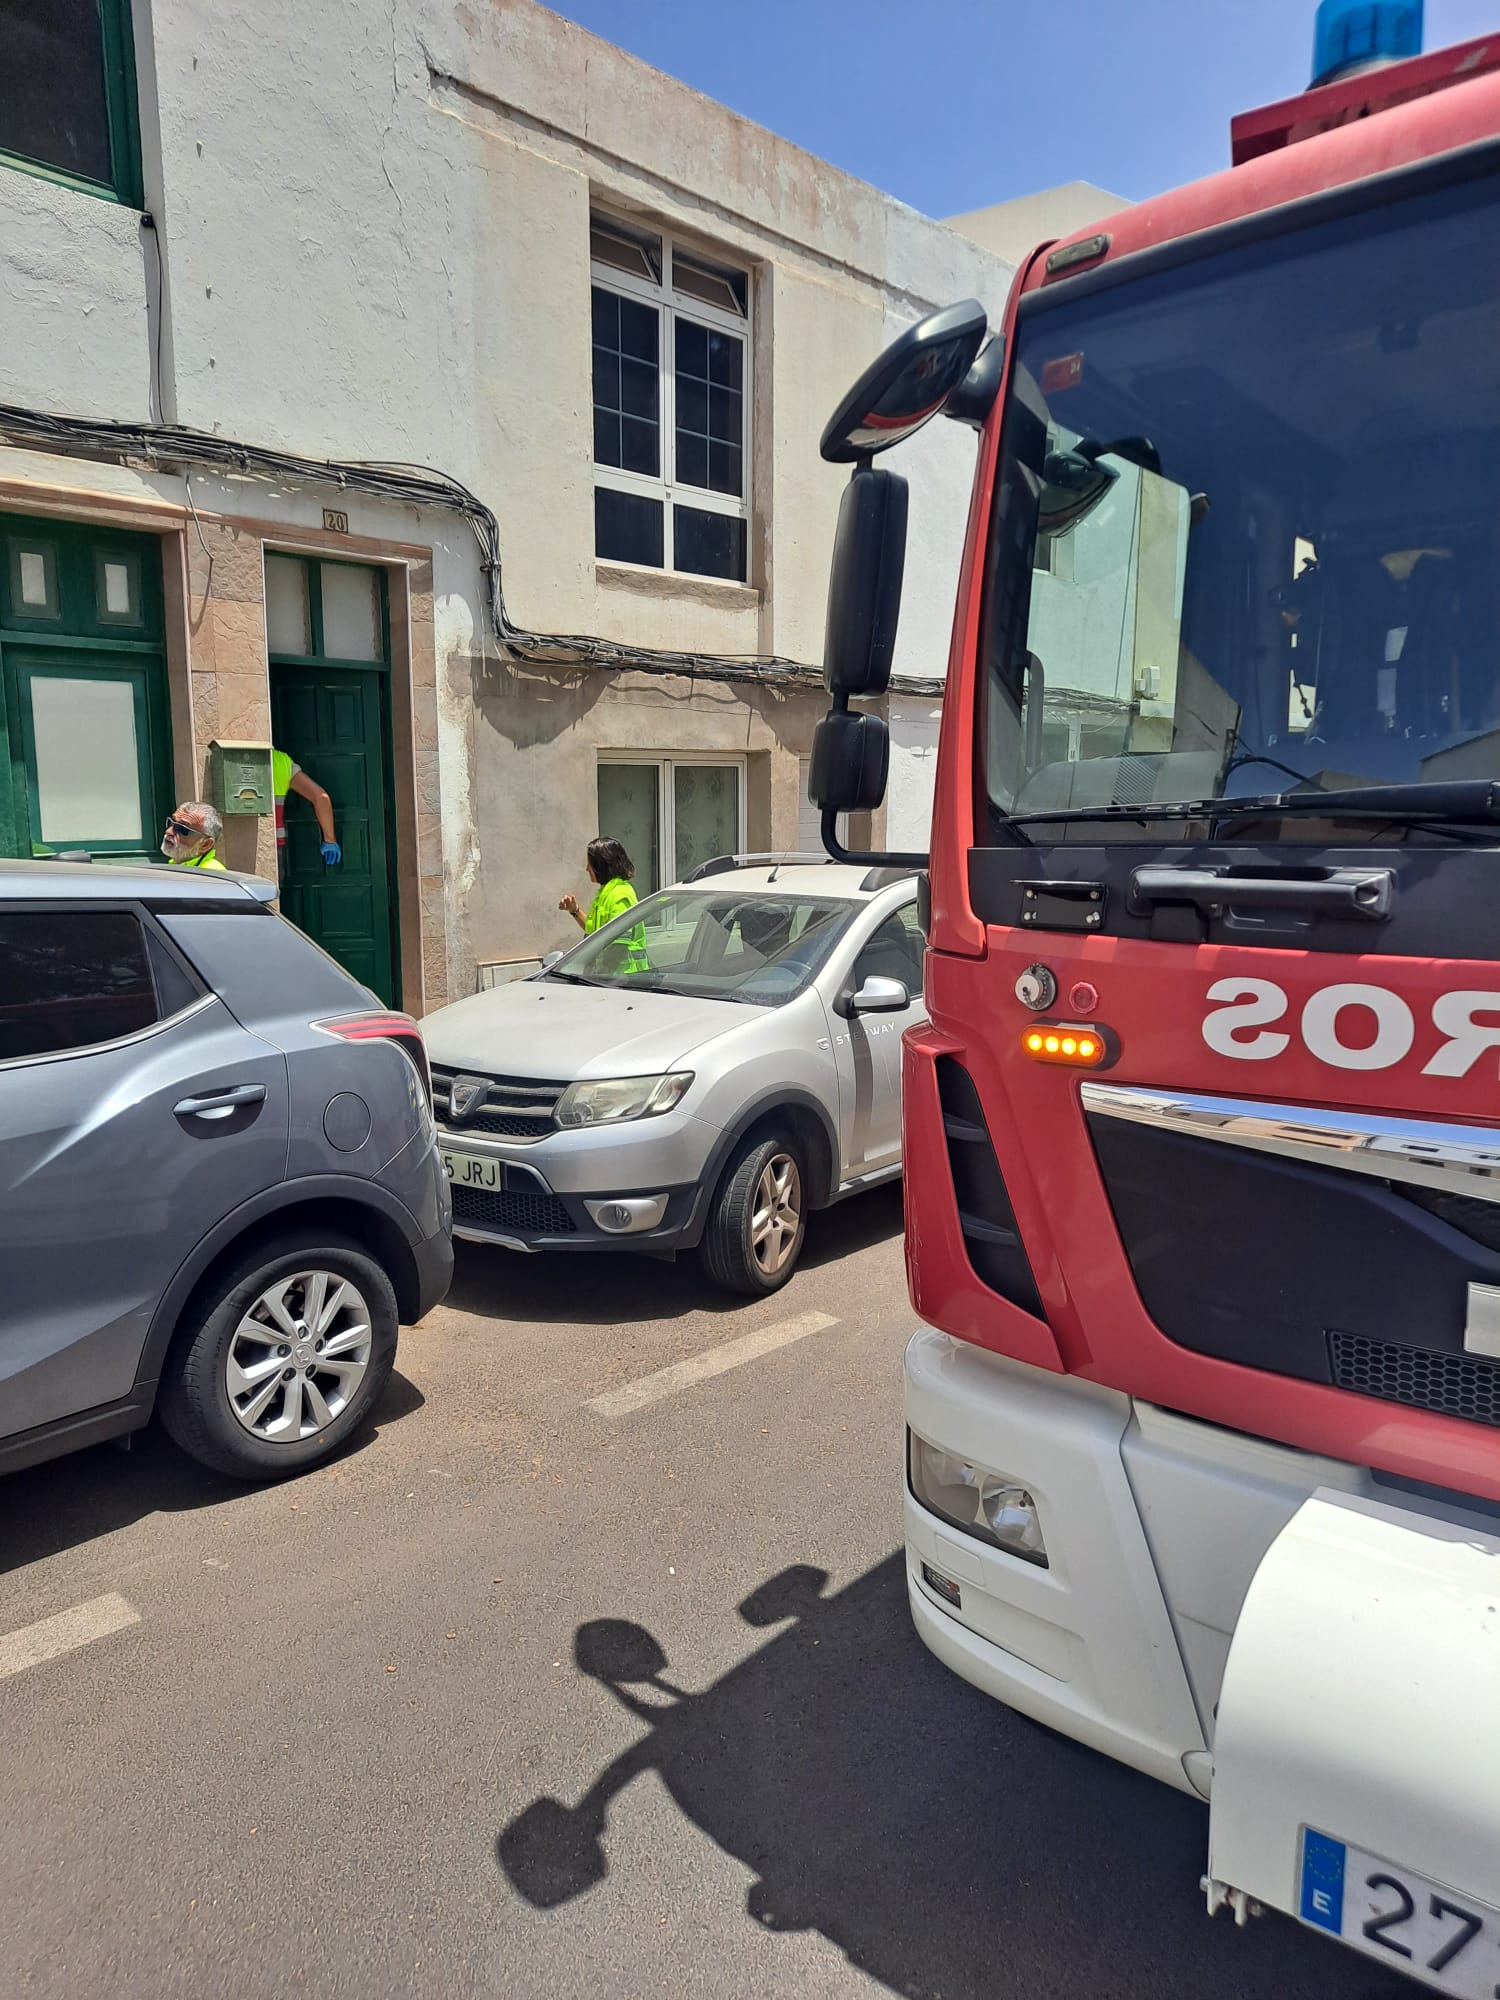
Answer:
[
  {"left": 590, "top": 215, "right": 752, "bottom": 583},
  {"left": 597, "top": 752, "right": 747, "bottom": 890}
]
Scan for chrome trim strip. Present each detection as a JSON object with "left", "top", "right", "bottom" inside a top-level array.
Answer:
[
  {"left": 1080, "top": 1081, "right": 1500, "bottom": 1206},
  {"left": 0, "top": 992, "right": 217, "bottom": 1074}
]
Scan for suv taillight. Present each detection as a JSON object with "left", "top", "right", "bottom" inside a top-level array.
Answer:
[{"left": 314, "top": 1009, "right": 432, "bottom": 1109}]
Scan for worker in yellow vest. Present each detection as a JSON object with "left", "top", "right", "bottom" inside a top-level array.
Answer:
[
  {"left": 272, "top": 748, "right": 341, "bottom": 873},
  {"left": 559, "top": 837, "right": 649, "bottom": 975},
  {"left": 161, "top": 801, "right": 227, "bottom": 870}
]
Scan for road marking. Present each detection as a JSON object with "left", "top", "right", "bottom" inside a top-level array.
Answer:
[
  {"left": 0, "top": 1593, "right": 141, "bottom": 1683},
  {"left": 587, "top": 1310, "right": 841, "bottom": 1419}
]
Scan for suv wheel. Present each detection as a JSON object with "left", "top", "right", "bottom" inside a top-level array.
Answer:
[
  {"left": 160, "top": 1231, "right": 399, "bottom": 1479},
  {"left": 701, "top": 1134, "right": 807, "bottom": 1296}
]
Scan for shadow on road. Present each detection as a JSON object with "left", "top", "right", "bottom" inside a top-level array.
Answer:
[
  {"left": 497, "top": 1552, "right": 1406, "bottom": 2000},
  {"left": 447, "top": 1180, "right": 904, "bottom": 1330},
  {"left": 0, "top": 1369, "right": 425, "bottom": 1577}
]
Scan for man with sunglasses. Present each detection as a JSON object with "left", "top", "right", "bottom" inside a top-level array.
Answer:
[{"left": 161, "top": 801, "right": 227, "bottom": 871}]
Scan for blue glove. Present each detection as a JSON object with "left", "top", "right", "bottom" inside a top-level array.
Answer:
[{"left": 320, "top": 841, "right": 342, "bottom": 865}]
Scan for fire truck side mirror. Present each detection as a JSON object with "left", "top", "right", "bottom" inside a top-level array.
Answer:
[
  {"left": 819, "top": 298, "right": 989, "bottom": 463},
  {"left": 823, "top": 466, "right": 908, "bottom": 698},
  {"left": 808, "top": 708, "right": 890, "bottom": 815}
]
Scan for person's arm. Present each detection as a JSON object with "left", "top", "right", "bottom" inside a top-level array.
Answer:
[
  {"left": 559, "top": 893, "right": 588, "bottom": 929},
  {"left": 288, "top": 768, "right": 340, "bottom": 860}
]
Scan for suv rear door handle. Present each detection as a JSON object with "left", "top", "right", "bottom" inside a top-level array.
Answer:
[{"left": 174, "top": 1083, "right": 268, "bottom": 1121}]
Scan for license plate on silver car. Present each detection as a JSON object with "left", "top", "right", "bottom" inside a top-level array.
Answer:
[
  {"left": 1301, "top": 1829, "right": 1500, "bottom": 1995},
  {"left": 440, "top": 1145, "right": 504, "bottom": 1191}
]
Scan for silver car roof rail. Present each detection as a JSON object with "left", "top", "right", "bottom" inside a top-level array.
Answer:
[{"left": 686, "top": 852, "right": 835, "bottom": 881}]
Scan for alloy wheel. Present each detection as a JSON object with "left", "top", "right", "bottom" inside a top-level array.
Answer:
[
  {"left": 751, "top": 1152, "right": 803, "bottom": 1276},
  {"left": 225, "top": 1270, "right": 374, "bottom": 1444}
]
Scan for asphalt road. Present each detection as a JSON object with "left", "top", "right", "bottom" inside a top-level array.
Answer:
[{"left": 2, "top": 1188, "right": 1409, "bottom": 2000}]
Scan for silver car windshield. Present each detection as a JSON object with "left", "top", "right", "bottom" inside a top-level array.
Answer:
[{"left": 550, "top": 890, "right": 857, "bottom": 1005}]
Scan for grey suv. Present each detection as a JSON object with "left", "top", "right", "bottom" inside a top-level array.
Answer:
[
  {"left": 0, "top": 861, "right": 451, "bottom": 1481},
  {"left": 422, "top": 860, "right": 926, "bottom": 1294}
]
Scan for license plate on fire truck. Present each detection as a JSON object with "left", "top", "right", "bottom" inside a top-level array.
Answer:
[
  {"left": 440, "top": 1145, "right": 505, "bottom": 1192},
  {"left": 1301, "top": 1831, "right": 1500, "bottom": 1995}
]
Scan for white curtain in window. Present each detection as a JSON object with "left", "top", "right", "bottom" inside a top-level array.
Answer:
[
  {"left": 597, "top": 763, "right": 661, "bottom": 895},
  {"left": 673, "top": 764, "right": 738, "bottom": 882}
]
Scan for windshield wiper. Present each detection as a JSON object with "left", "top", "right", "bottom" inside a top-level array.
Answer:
[
  {"left": 1006, "top": 780, "right": 1500, "bottom": 831},
  {"left": 546, "top": 969, "right": 604, "bottom": 986}
]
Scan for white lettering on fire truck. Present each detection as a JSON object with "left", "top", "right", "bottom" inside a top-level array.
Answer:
[{"left": 1202, "top": 978, "right": 1500, "bottom": 1076}]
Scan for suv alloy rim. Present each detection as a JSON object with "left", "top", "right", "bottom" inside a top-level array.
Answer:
[
  {"left": 752, "top": 1153, "right": 802, "bottom": 1275},
  {"left": 225, "top": 1271, "right": 374, "bottom": 1443}
]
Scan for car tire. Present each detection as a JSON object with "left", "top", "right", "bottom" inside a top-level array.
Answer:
[
  {"left": 701, "top": 1133, "right": 808, "bottom": 1297},
  {"left": 159, "top": 1230, "right": 399, "bottom": 1480}
]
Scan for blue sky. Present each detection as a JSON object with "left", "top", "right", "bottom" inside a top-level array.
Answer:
[{"left": 547, "top": 1, "right": 1498, "bottom": 213}]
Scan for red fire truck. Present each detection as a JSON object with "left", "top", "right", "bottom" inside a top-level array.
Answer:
[{"left": 811, "top": 7, "right": 1500, "bottom": 1991}]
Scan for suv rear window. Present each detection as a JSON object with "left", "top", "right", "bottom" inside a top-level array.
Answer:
[{"left": 0, "top": 909, "right": 160, "bottom": 1061}]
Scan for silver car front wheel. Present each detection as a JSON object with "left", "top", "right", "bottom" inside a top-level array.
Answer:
[
  {"left": 226, "top": 1270, "right": 374, "bottom": 1443},
  {"left": 751, "top": 1153, "right": 802, "bottom": 1278},
  {"left": 702, "top": 1132, "right": 809, "bottom": 1296}
]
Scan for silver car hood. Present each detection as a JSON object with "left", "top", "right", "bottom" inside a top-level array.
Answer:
[{"left": 422, "top": 979, "right": 748, "bottom": 1081}]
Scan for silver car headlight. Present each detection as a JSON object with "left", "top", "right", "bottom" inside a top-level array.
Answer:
[{"left": 554, "top": 1072, "right": 693, "bottom": 1129}]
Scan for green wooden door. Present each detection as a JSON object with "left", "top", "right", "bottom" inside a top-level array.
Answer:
[
  {"left": 0, "top": 516, "right": 171, "bottom": 861},
  {"left": 271, "top": 664, "right": 398, "bottom": 1005}
]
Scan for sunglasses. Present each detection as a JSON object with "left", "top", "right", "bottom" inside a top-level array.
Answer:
[{"left": 165, "top": 817, "right": 200, "bottom": 840}]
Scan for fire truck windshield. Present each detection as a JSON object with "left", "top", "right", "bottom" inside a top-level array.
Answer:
[{"left": 981, "top": 170, "right": 1500, "bottom": 839}]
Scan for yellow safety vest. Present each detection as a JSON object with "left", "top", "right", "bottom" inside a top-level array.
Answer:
[
  {"left": 586, "top": 877, "right": 648, "bottom": 973},
  {"left": 170, "top": 849, "right": 226, "bottom": 871}
]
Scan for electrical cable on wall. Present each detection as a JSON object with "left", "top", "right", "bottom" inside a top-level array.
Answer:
[{"left": 0, "top": 405, "right": 944, "bottom": 699}]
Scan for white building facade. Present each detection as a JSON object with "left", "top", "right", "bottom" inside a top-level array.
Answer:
[{"left": 0, "top": 0, "right": 1013, "bottom": 1004}]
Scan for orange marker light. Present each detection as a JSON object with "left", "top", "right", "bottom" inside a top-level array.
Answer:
[{"left": 1021, "top": 1022, "right": 1111, "bottom": 1068}]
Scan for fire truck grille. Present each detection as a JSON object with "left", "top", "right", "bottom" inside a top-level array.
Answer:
[
  {"left": 1329, "top": 1330, "right": 1500, "bottom": 1429},
  {"left": 450, "top": 1184, "right": 576, "bottom": 1236}
]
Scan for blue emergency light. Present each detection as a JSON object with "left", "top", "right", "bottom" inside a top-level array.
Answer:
[{"left": 1312, "top": 0, "right": 1424, "bottom": 85}]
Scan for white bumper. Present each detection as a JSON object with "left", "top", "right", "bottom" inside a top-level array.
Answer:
[
  {"left": 904, "top": 1328, "right": 1209, "bottom": 1795},
  {"left": 904, "top": 1327, "right": 1500, "bottom": 1801}
]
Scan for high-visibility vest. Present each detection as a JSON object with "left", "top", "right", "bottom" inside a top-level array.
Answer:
[
  {"left": 272, "top": 748, "right": 298, "bottom": 849},
  {"left": 585, "top": 877, "right": 648, "bottom": 973},
  {"left": 170, "top": 849, "right": 226, "bottom": 871}
]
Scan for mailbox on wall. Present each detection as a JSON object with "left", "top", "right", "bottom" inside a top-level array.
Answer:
[{"left": 208, "top": 740, "right": 274, "bottom": 817}]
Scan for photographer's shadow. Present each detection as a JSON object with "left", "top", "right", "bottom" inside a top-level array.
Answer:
[{"left": 497, "top": 1556, "right": 1396, "bottom": 1999}]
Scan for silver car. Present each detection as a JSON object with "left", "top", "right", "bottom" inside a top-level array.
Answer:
[{"left": 423, "top": 860, "right": 927, "bottom": 1294}]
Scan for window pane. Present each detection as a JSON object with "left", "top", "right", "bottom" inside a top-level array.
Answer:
[
  {"left": 320, "top": 562, "right": 382, "bottom": 661},
  {"left": 7, "top": 538, "right": 59, "bottom": 619},
  {"left": 94, "top": 549, "right": 141, "bottom": 625},
  {"left": 597, "top": 763, "right": 661, "bottom": 896},
  {"left": 673, "top": 253, "right": 748, "bottom": 317},
  {"left": 854, "top": 910, "right": 925, "bottom": 997},
  {"left": 673, "top": 506, "right": 746, "bottom": 582},
  {"left": 590, "top": 217, "right": 663, "bottom": 285},
  {"left": 592, "top": 345, "right": 620, "bottom": 409},
  {"left": 675, "top": 320, "right": 744, "bottom": 497},
  {"left": 592, "top": 286, "right": 659, "bottom": 477},
  {"left": 677, "top": 433, "right": 708, "bottom": 490},
  {"left": 596, "top": 488, "right": 664, "bottom": 569},
  {"left": 0, "top": 911, "right": 158, "bottom": 1063},
  {"left": 620, "top": 416, "right": 658, "bottom": 477},
  {"left": 708, "top": 440, "right": 742, "bottom": 498},
  {"left": 265, "top": 554, "right": 312, "bottom": 656},
  {"left": 708, "top": 330, "right": 743, "bottom": 390},
  {"left": 0, "top": 0, "right": 113, "bottom": 186},
  {"left": 593, "top": 410, "right": 621, "bottom": 465},
  {"left": 30, "top": 674, "right": 142, "bottom": 842},
  {"left": 673, "top": 764, "right": 740, "bottom": 881},
  {"left": 620, "top": 357, "right": 657, "bottom": 419},
  {"left": 618, "top": 296, "right": 659, "bottom": 364}
]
